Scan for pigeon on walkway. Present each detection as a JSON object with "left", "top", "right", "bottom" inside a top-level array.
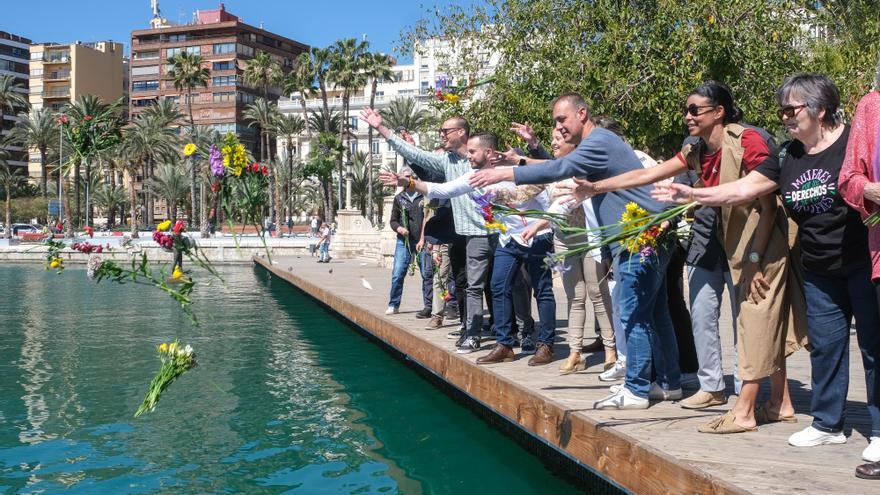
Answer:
[{"left": 361, "top": 277, "right": 373, "bottom": 290}]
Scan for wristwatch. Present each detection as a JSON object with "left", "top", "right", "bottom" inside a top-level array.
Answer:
[
  {"left": 518, "top": 157, "right": 527, "bottom": 166},
  {"left": 748, "top": 252, "right": 762, "bottom": 263}
]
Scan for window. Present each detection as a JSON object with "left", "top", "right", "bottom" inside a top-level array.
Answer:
[
  {"left": 420, "top": 81, "right": 430, "bottom": 91},
  {"left": 212, "top": 61, "right": 235, "bottom": 71},
  {"left": 30, "top": 51, "right": 43, "bottom": 60},
  {"left": 133, "top": 50, "right": 159, "bottom": 60},
  {"left": 167, "top": 46, "right": 199, "bottom": 58},
  {"left": 349, "top": 141, "right": 358, "bottom": 153},
  {"left": 29, "top": 68, "right": 43, "bottom": 77},
  {"left": 213, "top": 91, "right": 235, "bottom": 102},
  {"left": 236, "top": 91, "right": 255, "bottom": 104},
  {"left": 348, "top": 117, "right": 358, "bottom": 130},
  {"left": 131, "top": 65, "right": 159, "bottom": 76},
  {"left": 213, "top": 123, "right": 236, "bottom": 134},
  {"left": 376, "top": 91, "right": 384, "bottom": 97},
  {"left": 213, "top": 43, "right": 235, "bottom": 55},
  {"left": 166, "top": 47, "right": 181, "bottom": 58},
  {"left": 371, "top": 141, "right": 380, "bottom": 155},
  {"left": 236, "top": 43, "right": 254, "bottom": 57},
  {"left": 132, "top": 80, "right": 159, "bottom": 92},
  {"left": 132, "top": 98, "right": 157, "bottom": 107},
  {"left": 212, "top": 75, "right": 237, "bottom": 87},
  {"left": 164, "top": 95, "right": 179, "bottom": 105},
  {"left": 11, "top": 47, "right": 27, "bottom": 58},
  {"left": 186, "top": 46, "right": 201, "bottom": 55},
  {"left": 168, "top": 34, "right": 188, "bottom": 42}
]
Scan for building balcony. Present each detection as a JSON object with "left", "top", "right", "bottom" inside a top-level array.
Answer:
[
  {"left": 278, "top": 93, "right": 429, "bottom": 113},
  {"left": 42, "top": 56, "right": 70, "bottom": 64},
  {"left": 42, "top": 89, "right": 70, "bottom": 98},
  {"left": 44, "top": 71, "right": 71, "bottom": 81}
]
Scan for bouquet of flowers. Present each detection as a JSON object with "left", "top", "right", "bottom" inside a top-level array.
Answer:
[
  {"left": 134, "top": 340, "right": 197, "bottom": 417},
  {"left": 431, "top": 76, "right": 495, "bottom": 106},
  {"left": 44, "top": 238, "right": 65, "bottom": 272},
  {"left": 472, "top": 192, "right": 508, "bottom": 233}
]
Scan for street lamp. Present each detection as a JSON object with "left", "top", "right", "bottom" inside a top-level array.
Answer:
[{"left": 344, "top": 159, "right": 353, "bottom": 210}]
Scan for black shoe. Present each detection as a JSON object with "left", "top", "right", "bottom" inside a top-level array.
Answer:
[
  {"left": 415, "top": 308, "right": 432, "bottom": 319},
  {"left": 445, "top": 309, "right": 459, "bottom": 321}
]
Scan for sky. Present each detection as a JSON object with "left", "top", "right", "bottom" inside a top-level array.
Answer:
[{"left": 1, "top": 0, "right": 453, "bottom": 61}]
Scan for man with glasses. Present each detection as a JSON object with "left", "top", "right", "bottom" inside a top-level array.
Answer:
[{"left": 361, "top": 108, "right": 492, "bottom": 352}]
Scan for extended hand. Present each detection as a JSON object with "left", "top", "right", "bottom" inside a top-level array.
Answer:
[
  {"left": 379, "top": 171, "right": 402, "bottom": 187},
  {"left": 521, "top": 224, "right": 540, "bottom": 242},
  {"left": 555, "top": 177, "right": 597, "bottom": 203},
  {"left": 651, "top": 183, "right": 694, "bottom": 204},
  {"left": 489, "top": 147, "right": 521, "bottom": 167},
  {"left": 416, "top": 239, "right": 425, "bottom": 252},
  {"left": 510, "top": 122, "right": 538, "bottom": 149},
  {"left": 396, "top": 227, "right": 409, "bottom": 237},
  {"left": 469, "top": 168, "right": 514, "bottom": 188},
  {"left": 359, "top": 107, "right": 383, "bottom": 129}
]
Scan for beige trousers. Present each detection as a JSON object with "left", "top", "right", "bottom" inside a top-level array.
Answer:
[
  {"left": 431, "top": 244, "right": 451, "bottom": 316},
  {"left": 556, "top": 236, "right": 615, "bottom": 351}
]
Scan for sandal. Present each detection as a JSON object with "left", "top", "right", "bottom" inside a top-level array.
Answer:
[
  {"left": 698, "top": 411, "right": 758, "bottom": 434},
  {"left": 755, "top": 404, "right": 797, "bottom": 424}
]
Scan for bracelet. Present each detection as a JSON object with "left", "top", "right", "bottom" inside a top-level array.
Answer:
[{"left": 688, "top": 189, "right": 695, "bottom": 203}]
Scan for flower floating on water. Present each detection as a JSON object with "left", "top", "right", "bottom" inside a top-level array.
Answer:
[
  {"left": 135, "top": 339, "right": 197, "bottom": 417},
  {"left": 183, "top": 143, "right": 197, "bottom": 157},
  {"left": 49, "top": 258, "right": 62, "bottom": 269},
  {"left": 172, "top": 266, "right": 184, "bottom": 280}
]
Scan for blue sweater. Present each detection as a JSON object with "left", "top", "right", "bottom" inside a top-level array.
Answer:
[{"left": 513, "top": 128, "right": 664, "bottom": 256}]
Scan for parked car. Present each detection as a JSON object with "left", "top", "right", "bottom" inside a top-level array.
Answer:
[{"left": 11, "top": 224, "right": 40, "bottom": 236}]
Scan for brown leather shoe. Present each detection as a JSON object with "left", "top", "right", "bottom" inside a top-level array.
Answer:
[
  {"left": 424, "top": 315, "right": 443, "bottom": 329},
  {"left": 528, "top": 343, "right": 554, "bottom": 366},
  {"left": 856, "top": 461, "right": 880, "bottom": 480},
  {"left": 476, "top": 344, "right": 514, "bottom": 364},
  {"left": 581, "top": 339, "right": 603, "bottom": 353}
]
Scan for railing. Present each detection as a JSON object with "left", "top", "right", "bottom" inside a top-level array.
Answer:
[
  {"left": 45, "top": 71, "right": 71, "bottom": 80},
  {"left": 43, "top": 56, "right": 70, "bottom": 63},
  {"left": 278, "top": 93, "right": 429, "bottom": 111},
  {"left": 42, "top": 89, "right": 70, "bottom": 98}
]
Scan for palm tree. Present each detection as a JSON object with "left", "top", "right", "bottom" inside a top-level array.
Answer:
[
  {"left": 244, "top": 98, "right": 282, "bottom": 223},
  {"left": 92, "top": 184, "right": 128, "bottom": 229},
  {"left": 167, "top": 52, "right": 210, "bottom": 228},
  {"left": 243, "top": 51, "right": 283, "bottom": 100},
  {"left": 380, "top": 96, "right": 435, "bottom": 134},
  {"left": 273, "top": 113, "right": 305, "bottom": 222},
  {"left": 141, "top": 98, "right": 183, "bottom": 128},
  {"left": 0, "top": 75, "right": 28, "bottom": 141},
  {"left": 0, "top": 150, "right": 24, "bottom": 239},
  {"left": 363, "top": 52, "right": 394, "bottom": 223},
  {"left": 63, "top": 95, "right": 123, "bottom": 230},
  {"left": 146, "top": 160, "right": 189, "bottom": 224},
  {"left": 307, "top": 109, "right": 343, "bottom": 135},
  {"left": 10, "top": 108, "right": 57, "bottom": 198},
  {"left": 329, "top": 38, "right": 369, "bottom": 211},
  {"left": 310, "top": 47, "right": 334, "bottom": 134},
  {"left": 280, "top": 53, "right": 317, "bottom": 141},
  {"left": 303, "top": 132, "right": 343, "bottom": 220},
  {"left": 122, "top": 113, "right": 180, "bottom": 236},
  {"left": 188, "top": 125, "right": 221, "bottom": 238}
]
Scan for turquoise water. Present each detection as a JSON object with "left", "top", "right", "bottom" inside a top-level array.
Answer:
[{"left": 0, "top": 265, "right": 586, "bottom": 494}]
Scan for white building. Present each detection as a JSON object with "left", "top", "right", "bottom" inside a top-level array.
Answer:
[{"left": 0, "top": 31, "right": 31, "bottom": 170}]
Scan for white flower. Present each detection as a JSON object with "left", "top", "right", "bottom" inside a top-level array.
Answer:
[
  {"left": 86, "top": 255, "right": 103, "bottom": 280},
  {"left": 183, "top": 344, "right": 193, "bottom": 356}
]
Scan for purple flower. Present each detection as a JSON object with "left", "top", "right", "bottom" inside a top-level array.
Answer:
[
  {"left": 544, "top": 255, "right": 571, "bottom": 276},
  {"left": 209, "top": 145, "right": 224, "bottom": 177},
  {"left": 639, "top": 246, "right": 655, "bottom": 261},
  {"left": 471, "top": 191, "right": 493, "bottom": 209}
]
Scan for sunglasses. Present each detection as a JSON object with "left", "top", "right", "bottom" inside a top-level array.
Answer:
[
  {"left": 681, "top": 104, "right": 717, "bottom": 117},
  {"left": 438, "top": 127, "right": 461, "bottom": 136},
  {"left": 777, "top": 104, "right": 807, "bottom": 120}
]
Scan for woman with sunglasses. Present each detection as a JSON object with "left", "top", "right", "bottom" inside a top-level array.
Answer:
[
  {"left": 655, "top": 74, "right": 880, "bottom": 461},
  {"left": 558, "top": 80, "right": 806, "bottom": 433}
]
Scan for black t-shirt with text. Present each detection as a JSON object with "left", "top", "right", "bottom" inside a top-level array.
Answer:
[{"left": 754, "top": 125, "right": 869, "bottom": 273}]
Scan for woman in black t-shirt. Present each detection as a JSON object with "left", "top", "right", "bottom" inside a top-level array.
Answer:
[{"left": 654, "top": 74, "right": 880, "bottom": 464}]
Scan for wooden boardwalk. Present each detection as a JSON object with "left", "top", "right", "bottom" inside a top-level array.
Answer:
[{"left": 255, "top": 255, "right": 876, "bottom": 494}]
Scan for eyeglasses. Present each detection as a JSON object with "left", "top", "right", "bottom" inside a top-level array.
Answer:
[
  {"left": 777, "top": 104, "right": 807, "bottom": 120},
  {"left": 681, "top": 104, "right": 717, "bottom": 117},
  {"left": 438, "top": 127, "right": 461, "bottom": 136}
]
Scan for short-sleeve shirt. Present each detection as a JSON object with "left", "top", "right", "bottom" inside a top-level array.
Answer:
[
  {"left": 676, "top": 129, "right": 769, "bottom": 187},
  {"left": 754, "top": 125, "right": 869, "bottom": 273}
]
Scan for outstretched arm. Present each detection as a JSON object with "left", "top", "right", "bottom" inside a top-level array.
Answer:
[
  {"left": 558, "top": 156, "right": 688, "bottom": 201},
  {"left": 651, "top": 171, "right": 778, "bottom": 207},
  {"left": 361, "top": 107, "right": 446, "bottom": 174},
  {"left": 379, "top": 171, "right": 474, "bottom": 199}
]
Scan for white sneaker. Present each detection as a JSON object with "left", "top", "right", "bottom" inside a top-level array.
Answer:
[
  {"left": 863, "top": 437, "right": 880, "bottom": 462},
  {"left": 609, "top": 383, "right": 682, "bottom": 401},
  {"left": 598, "top": 360, "right": 626, "bottom": 382},
  {"left": 385, "top": 306, "right": 399, "bottom": 315},
  {"left": 788, "top": 426, "right": 846, "bottom": 447},
  {"left": 594, "top": 386, "right": 649, "bottom": 410}
]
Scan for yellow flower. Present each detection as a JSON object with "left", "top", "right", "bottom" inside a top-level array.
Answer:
[
  {"left": 707, "top": 14, "right": 716, "bottom": 25},
  {"left": 168, "top": 342, "right": 178, "bottom": 354},
  {"left": 158, "top": 343, "right": 168, "bottom": 353},
  {"left": 485, "top": 221, "right": 507, "bottom": 233},
  {"left": 157, "top": 220, "right": 172, "bottom": 232},
  {"left": 49, "top": 259, "right": 61, "bottom": 268},
  {"left": 233, "top": 166, "right": 243, "bottom": 177},
  {"left": 172, "top": 266, "right": 184, "bottom": 279},
  {"left": 444, "top": 93, "right": 460, "bottom": 103},
  {"left": 183, "top": 143, "right": 197, "bottom": 157}
]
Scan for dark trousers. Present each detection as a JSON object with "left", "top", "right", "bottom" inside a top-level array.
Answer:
[
  {"left": 490, "top": 234, "right": 556, "bottom": 347},
  {"left": 449, "top": 235, "right": 467, "bottom": 324},
  {"left": 804, "top": 264, "right": 880, "bottom": 437},
  {"left": 668, "top": 243, "right": 699, "bottom": 374}
]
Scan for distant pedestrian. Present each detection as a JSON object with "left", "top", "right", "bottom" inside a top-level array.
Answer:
[
  {"left": 317, "top": 222, "right": 331, "bottom": 263},
  {"left": 287, "top": 216, "right": 294, "bottom": 237},
  {"left": 310, "top": 216, "right": 319, "bottom": 236}
]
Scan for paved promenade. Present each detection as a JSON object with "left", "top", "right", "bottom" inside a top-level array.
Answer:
[{"left": 256, "top": 255, "right": 876, "bottom": 495}]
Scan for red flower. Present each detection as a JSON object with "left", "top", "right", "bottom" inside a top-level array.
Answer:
[
  {"left": 261, "top": 165, "right": 268, "bottom": 175},
  {"left": 84, "top": 115, "right": 93, "bottom": 121},
  {"left": 84, "top": 226, "right": 94, "bottom": 238},
  {"left": 211, "top": 181, "right": 221, "bottom": 193},
  {"left": 435, "top": 90, "right": 444, "bottom": 101},
  {"left": 172, "top": 220, "right": 185, "bottom": 235},
  {"left": 58, "top": 115, "right": 69, "bottom": 125}
]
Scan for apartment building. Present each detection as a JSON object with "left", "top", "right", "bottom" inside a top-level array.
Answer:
[
  {"left": 129, "top": 3, "right": 309, "bottom": 152},
  {"left": 0, "top": 31, "right": 31, "bottom": 170}
]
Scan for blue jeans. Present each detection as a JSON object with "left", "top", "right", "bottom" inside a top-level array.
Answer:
[
  {"left": 803, "top": 263, "right": 880, "bottom": 436},
  {"left": 490, "top": 234, "right": 556, "bottom": 347},
  {"left": 614, "top": 241, "right": 681, "bottom": 398},
  {"left": 319, "top": 241, "right": 329, "bottom": 261},
  {"left": 388, "top": 238, "right": 429, "bottom": 309}
]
